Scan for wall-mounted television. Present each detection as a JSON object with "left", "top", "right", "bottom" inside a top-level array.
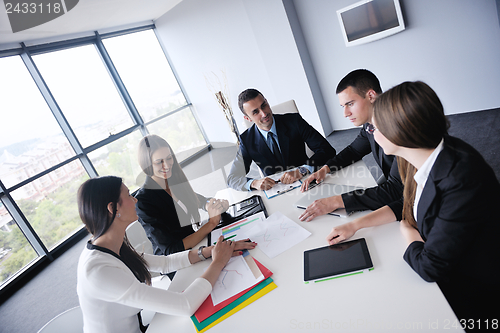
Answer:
[{"left": 337, "top": 0, "right": 405, "bottom": 47}]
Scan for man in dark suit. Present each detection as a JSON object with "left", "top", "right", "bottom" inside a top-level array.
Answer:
[
  {"left": 299, "top": 69, "right": 403, "bottom": 221},
  {"left": 227, "top": 88, "right": 335, "bottom": 191}
]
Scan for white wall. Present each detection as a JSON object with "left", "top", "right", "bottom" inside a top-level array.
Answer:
[
  {"left": 293, "top": 0, "right": 500, "bottom": 131},
  {"left": 154, "top": 0, "right": 326, "bottom": 144},
  {"left": 156, "top": 0, "right": 500, "bottom": 138}
]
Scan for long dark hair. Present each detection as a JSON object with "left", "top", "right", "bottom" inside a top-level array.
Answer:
[
  {"left": 137, "top": 135, "right": 201, "bottom": 222},
  {"left": 373, "top": 81, "right": 449, "bottom": 227},
  {"left": 78, "top": 176, "right": 151, "bottom": 285}
]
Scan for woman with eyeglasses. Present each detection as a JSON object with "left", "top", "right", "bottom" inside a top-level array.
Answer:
[
  {"left": 325, "top": 81, "right": 500, "bottom": 325},
  {"left": 135, "top": 135, "right": 256, "bottom": 262},
  {"left": 77, "top": 176, "right": 237, "bottom": 333}
]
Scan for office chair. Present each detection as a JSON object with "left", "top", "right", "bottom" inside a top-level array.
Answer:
[
  {"left": 126, "top": 220, "right": 154, "bottom": 255},
  {"left": 37, "top": 306, "right": 83, "bottom": 333}
]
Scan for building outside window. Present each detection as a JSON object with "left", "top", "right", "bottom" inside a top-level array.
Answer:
[{"left": 0, "top": 26, "right": 208, "bottom": 290}]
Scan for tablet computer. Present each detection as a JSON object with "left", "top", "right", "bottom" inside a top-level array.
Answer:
[{"left": 303, "top": 238, "right": 373, "bottom": 283}]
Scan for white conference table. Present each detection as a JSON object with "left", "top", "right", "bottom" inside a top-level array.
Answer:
[{"left": 147, "top": 161, "right": 461, "bottom": 332}]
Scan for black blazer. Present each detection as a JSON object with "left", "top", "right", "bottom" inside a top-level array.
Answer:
[
  {"left": 403, "top": 136, "right": 500, "bottom": 320},
  {"left": 227, "top": 113, "right": 335, "bottom": 190},
  {"left": 134, "top": 176, "right": 208, "bottom": 256},
  {"left": 326, "top": 124, "right": 403, "bottom": 219}
]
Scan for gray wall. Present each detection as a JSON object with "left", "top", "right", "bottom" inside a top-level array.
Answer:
[{"left": 293, "top": 0, "right": 500, "bottom": 130}]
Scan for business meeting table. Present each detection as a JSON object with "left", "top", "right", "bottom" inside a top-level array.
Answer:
[{"left": 146, "top": 161, "right": 461, "bottom": 332}]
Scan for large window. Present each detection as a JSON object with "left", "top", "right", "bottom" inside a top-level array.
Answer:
[
  {"left": 33, "top": 44, "right": 135, "bottom": 148},
  {"left": 103, "top": 30, "right": 187, "bottom": 123},
  {"left": 0, "top": 205, "right": 38, "bottom": 284},
  {"left": 0, "top": 26, "right": 208, "bottom": 289},
  {"left": 0, "top": 56, "right": 75, "bottom": 189},
  {"left": 88, "top": 130, "right": 144, "bottom": 192}
]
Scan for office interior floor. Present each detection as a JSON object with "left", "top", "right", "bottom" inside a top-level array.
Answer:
[{"left": 0, "top": 108, "right": 498, "bottom": 333}]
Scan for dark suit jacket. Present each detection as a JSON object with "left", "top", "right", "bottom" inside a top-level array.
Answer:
[
  {"left": 227, "top": 113, "right": 335, "bottom": 190},
  {"left": 402, "top": 136, "right": 500, "bottom": 320},
  {"left": 326, "top": 124, "right": 403, "bottom": 219},
  {"left": 134, "top": 176, "right": 208, "bottom": 256}
]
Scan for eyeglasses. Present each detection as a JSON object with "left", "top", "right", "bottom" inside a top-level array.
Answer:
[{"left": 365, "top": 123, "right": 377, "bottom": 134}]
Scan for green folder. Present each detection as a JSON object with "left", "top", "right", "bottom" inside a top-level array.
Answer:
[{"left": 190, "top": 277, "right": 275, "bottom": 332}]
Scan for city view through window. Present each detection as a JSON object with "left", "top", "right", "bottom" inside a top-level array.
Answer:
[{"left": 0, "top": 28, "right": 207, "bottom": 287}]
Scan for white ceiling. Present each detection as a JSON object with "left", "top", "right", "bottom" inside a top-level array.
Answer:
[{"left": 0, "top": 0, "right": 183, "bottom": 50}]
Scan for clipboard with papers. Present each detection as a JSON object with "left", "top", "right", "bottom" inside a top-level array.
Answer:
[{"left": 263, "top": 172, "right": 301, "bottom": 199}]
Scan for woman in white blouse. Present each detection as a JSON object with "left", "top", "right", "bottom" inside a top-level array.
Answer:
[
  {"left": 77, "top": 176, "right": 251, "bottom": 333},
  {"left": 324, "top": 81, "right": 500, "bottom": 324}
]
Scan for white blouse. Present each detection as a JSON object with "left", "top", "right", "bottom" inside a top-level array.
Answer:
[
  {"left": 413, "top": 139, "right": 444, "bottom": 220},
  {"left": 77, "top": 242, "right": 212, "bottom": 333}
]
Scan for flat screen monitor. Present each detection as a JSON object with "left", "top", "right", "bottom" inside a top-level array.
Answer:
[{"left": 337, "top": 0, "right": 405, "bottom": 47}]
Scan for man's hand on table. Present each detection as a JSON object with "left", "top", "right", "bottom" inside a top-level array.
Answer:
[
  {"left": 298, "top": 195, "right": 345, "bottom": 222},
  {"left": 251, "top": 177, "right": 276, "bottom": 190},
  {"left": 300, "top": 165, "right": 330, "bottom": 192},
  {"left": 326, "top": 221, "right": 357, "bottom": 245},
  {"left": 280, "top": 169, "right": 302, "bottom": 184}
]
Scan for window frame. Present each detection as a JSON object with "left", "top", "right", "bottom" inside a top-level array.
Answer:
[{"left": 0, "top": 24, "right": 210, "bottom": 295}]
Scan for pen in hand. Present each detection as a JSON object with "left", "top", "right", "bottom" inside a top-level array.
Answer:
[{"left": 213, "top": 234, "right": 237, "bottom": 245}]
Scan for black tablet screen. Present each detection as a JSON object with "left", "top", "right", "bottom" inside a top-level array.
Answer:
[{"left": 304, "top": 238, "right": 372, "bottom": 281}]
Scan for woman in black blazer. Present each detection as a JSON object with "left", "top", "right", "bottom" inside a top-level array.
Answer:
[
  {"left": 135, "top": 135, "right": 255, "bottom": 258},
  {"left": 325, "top": 81, "right": 500, "bottom": 325}
]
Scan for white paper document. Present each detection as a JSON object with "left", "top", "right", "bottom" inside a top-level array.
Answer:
[
  {"left": 264, "top": 173, "right": 301, "bottom": 198},
  {"left": 210, "top": 252, "right": 264, "bottom": 305},
  {"left": 246, "top": 211, "right": 311, "bottom": 258}
]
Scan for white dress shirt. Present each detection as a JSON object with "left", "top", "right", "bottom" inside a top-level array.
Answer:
[
  {"left": 77, "top": 242, "right": 212, "bottom": 333},
  {"left": 413, "top": 139, "right": 445, "bottom": 220}
]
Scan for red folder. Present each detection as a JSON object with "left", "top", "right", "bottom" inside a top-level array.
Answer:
[{"left": 194, "top": 259, "right": 273, "bottom": 322}]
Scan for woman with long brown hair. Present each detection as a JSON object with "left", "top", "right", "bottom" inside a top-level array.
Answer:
[
  {"left": 325, "top": 81, "right": 500, "bottom": 324},
  {"left": 135, "top": 135, "right": 255, "bottom": 260},
  {"left": 77, "top": 176, "right": 239, "bottom": 333}
]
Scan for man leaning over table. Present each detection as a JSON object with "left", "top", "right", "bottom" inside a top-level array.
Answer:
[
  {"left": 299, "top": 69, "right": 403, "bottom": 222},
  {"left": 227, "top": 88, "right": 336, "bottom": 191}
]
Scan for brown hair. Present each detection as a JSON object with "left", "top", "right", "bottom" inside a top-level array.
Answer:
[
  {"left": 373, "top": 81, "right": 449, "bottom": 227},
  {"left": 237, "top": 88, "right": 264, "bottom": 115}
]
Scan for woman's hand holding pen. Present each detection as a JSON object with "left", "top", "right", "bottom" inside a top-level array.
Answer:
[
  {"left": 210, "top": 236, "right": 235, "bottom": 264},
  {"left": 201, "top": 236, "right": 234, "bottom": 286},
  {"left": 203, "top": 237, "right": 257, "bottom": 258},
  {"left": 199, "top": 236, "right": 255, "bottom": 287}
]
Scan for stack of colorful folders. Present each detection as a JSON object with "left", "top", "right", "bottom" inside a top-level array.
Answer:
[{"left": 190, "top": 259, "right": 276, "bottom": 332}]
